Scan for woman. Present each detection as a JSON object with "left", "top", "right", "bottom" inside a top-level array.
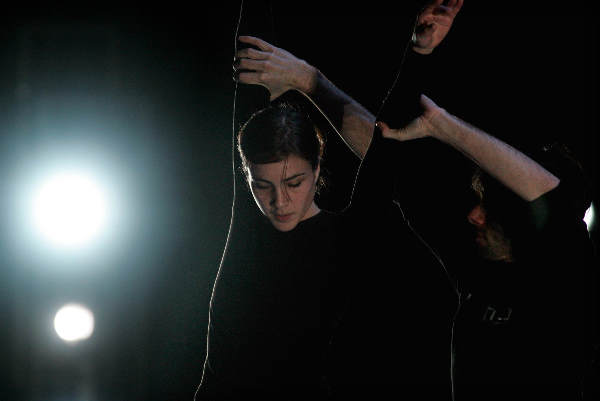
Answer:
[
  {"left": 195, "top": 99, "right": 358, "bottom": 400},
  {"left": 196, "top": 2, "right": 464, "bottom": 396},
  {"left": 196, "top": 97, "right": 456, "bottom": 400}
]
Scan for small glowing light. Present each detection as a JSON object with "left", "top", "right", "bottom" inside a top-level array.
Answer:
[
  {"left": 584, "top": 204, "right": 595, "bottom": 231},
  {"left": 32, "top": 171, "right": 108, "bottom": 249},
  {"left": 54, "top": 303, "right": 95, "bottom": 342}
]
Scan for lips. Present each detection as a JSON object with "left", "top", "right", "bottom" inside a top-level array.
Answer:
[{"left": 273, "top": 213, "right": 293, "bottom": 223}]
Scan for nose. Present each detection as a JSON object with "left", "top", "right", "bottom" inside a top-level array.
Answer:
[
  {"left": 467, "top": 204, "right": 486, "bottom": 227},
  {"left": 271, "top": 186, "right": 290, "bottom": 208}
]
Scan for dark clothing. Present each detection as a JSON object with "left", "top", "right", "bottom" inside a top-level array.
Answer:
[
  {"left": 196, "top": 126, "right": 458, "bottom": 400},
  {"left": 326, "top": 127, "right": 457, "bottom": 401},
  {"left": 197, "top": 43, "right": 458, "bottom": 400},
  {"left": 198, "top": 210, "right": 349, "bottom": 399},
  {"left": 452, "top": 183, "right": 596, "bottom": 400},
  {"left": 195, "top": 106, "right": 397, "bottom": 399}
]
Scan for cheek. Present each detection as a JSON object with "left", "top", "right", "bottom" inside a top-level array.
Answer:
[
  {"left": 250, "top": 189, "right": 271, "bottom": 212},
  {"left": 298, "top": 182, "right": 316, "bottom": 206}
]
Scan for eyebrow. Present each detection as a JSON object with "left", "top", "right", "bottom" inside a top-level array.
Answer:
[{"left": 253, "top": 173, "right": 306, "bottom": 184}]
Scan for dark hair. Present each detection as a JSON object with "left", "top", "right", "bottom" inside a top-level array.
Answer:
[
  {"left": 470, "top": 168, "right": 523, "bottom": 234},
  {"left": 237, "top": 101, "right": 325, "bottom": 189}
]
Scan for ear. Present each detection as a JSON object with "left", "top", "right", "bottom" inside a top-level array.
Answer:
[{"left": 313, "top": 164, "right": 321, "bottom": 185}]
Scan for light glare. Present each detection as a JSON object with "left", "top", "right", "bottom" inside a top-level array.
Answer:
[
  {"left": 584, "top": 204, "right": 595, "bottom": 231},
  {"left": 54, "top": 303, "right": 95, "bottom": 342},
  {"left": 32, "top": 171, "right": 108, "bottom": 248}
]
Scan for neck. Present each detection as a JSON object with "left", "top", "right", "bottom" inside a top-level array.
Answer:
[{"left": 302, "top": 202, "right": 321, "bottom": 221}]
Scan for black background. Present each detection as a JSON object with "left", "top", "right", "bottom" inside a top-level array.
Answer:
[{"left": 1, "top": 2, "right": 597, "bottom": 400}]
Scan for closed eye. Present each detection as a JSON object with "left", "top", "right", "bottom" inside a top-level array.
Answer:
[
  {"left": 252, "top": 182, "right": 270, "bottom": 190},
  {"left": 287, "top": 181, "right": 302, "bottom": 188}
]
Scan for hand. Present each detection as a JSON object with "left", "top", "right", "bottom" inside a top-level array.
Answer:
[
  {"left": 413, "top": 0, "right": 463, "bottom": 55},
  {"left": 234, "top": 36, "right": 317, "bottom": 101},
  {"left": 377, "top": 94, "right": 443, "bottom": 141}
]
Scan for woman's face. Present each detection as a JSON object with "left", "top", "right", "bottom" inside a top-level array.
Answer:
[{"left": 247, "top": 154, "right": 320, "bottom": 232}]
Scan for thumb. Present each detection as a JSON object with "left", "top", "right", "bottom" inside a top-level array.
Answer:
[
  {"left": 420, "top": 93, "right": 437, "bottom": 108},
  {"left": 376, "top": 121, "right": 393, "bottom": 137},
  {"left": 377, "top": 117, "right": 428, "bottom": 142},
  {"left": 376, "top": 121, "right": 403, "bottom": 140}
]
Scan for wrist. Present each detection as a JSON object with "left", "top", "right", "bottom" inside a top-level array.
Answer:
[
  {"left": 294, "top": 61, "right": 318, "bottom": 94},
  {"left": 425, "top": 107, "right": 451, "bottom": 141}
]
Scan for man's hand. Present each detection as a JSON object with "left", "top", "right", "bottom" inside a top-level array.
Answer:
[
  {"left": 377, "top": 94, "right": 443, "bottom": 141},
  {"left": 413, "top": 0, "right": 463, "bottom": 55},
  {"left": 380, "top": 91, "right": 561, "bottom": 202},
  {"left": 234, "top": 36, "right": 317, "bottom": 101}
]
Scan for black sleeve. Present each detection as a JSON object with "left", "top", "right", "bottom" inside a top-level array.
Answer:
[
  {"left": 346, "top": 49, "right": 435, "bottom": 216},
  {"left": 378, "top": 49, "right": 434, "bottom": 128},
  {"left": 520, "top": 181, "right": 595, "bottom": 377}
]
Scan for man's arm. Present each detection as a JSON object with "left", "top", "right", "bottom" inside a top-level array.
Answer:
[
  {"left": 377, "top": 94, "right": 560, "bottom": 201},
  {"left": 234, "top": 0, "right": 463, "bottom": 160}
]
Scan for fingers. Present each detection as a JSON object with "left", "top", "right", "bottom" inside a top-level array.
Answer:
[
  {"left": 375, "top": 121, "right": 389, "bottom": 131},
  {"left": 376, "top": 114, "right": 430, "bottom": 142},
  {"left": 419, "top": 0, "right": 456, "bottom": 24},
  {"left": 235, "top": 36, "right": 273, "bottom": 73},
  {"left": 236, "top": 47, "right": 270, "bottom": 60},
  {"left": 421, "top": 7, "right": 457, "bottom": 28},
  {"left": 238, "top": 35, "right": 273, "bottom": 52},
  {"left": 421, "top": 0, "right": 462, "bottom": 18},
  {"left": 440, "top": 0, "right": 463, "bottom": 16},
  {"left": 421, "top": 0, "right": 443, "bottom": 13},
  {"left": 453, "top": 0, "right": 464, "bottom": 13},
  {"left": 420, "top": 93, "right": 436, "bottom": 108},
  {"left": 425, "top": 0, "right": 444, "bottom": 9},
  {"left": 234, "top": 37, "right": 273, "bottom": 76},
  {"left": 234, "top": 57, "right": 265, "bottom": 73},
  {"left": 419, "top": 94, "right": 443, "bottom": 121},
  {"left": 441, "top": 0, "right": 463, "bottom": 10},
  {"left": 236, "top": 71, "right": 262, "bottom": 85}
]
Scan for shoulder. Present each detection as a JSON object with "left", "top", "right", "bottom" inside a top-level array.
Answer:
[
  {"left": 300, "top": 209, "right": 344, "bottom": 230},
  {"left": 527, "top": 182, "right": 589, "bottom": 233},
  {"left": 528, "top": 142, "right": 592, "bottom": 221}
]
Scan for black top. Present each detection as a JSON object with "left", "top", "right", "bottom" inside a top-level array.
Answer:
[
  {"left": 198, "top": 210, "right": 349, "bottom": 399},
  {"left": 452, "top": 182, "right": 597, "bottom": 400},
  {"left": 197, "top": 41, "right": 459, "bottom": 400},
  {"left": 197, "top": 126, "right": 459, "bottom": 400},
  {"left": 326, "top": 132, "right": 458, "bottom": 401}
]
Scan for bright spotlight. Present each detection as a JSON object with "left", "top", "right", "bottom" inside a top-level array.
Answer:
[
  {"left": 54, "top": 303, "right": 95, "bottom": 342},
  {"left": 31, "top": 171, "right": 108, "bottom": 249},
  {"left": 584, "top": 203, "right": 595, "bottom": 231}
]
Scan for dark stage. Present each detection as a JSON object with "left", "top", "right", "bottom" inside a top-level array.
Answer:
[{"left": 0, "top": 2, "right": 598, "bottom": 400}]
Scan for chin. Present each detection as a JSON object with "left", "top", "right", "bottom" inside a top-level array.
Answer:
[{"left": 270, "top": 218, "right": 299, "bottom": 232}]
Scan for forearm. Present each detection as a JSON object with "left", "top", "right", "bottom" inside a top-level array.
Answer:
[
  {"left": 307, "top": 50, "right": 434, "bottom": 160},
  {"left": 296, "top": 68, "right": 375, "bottom": 160},
  {"left": 429, "top": 110, "right": 560, "bottom": 201},
  {"left": 304, "top": 69, "right": 375, "bottom": 160}
]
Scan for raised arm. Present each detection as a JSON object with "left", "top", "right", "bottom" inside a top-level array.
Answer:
[
  {"left": 377, "top": 94, "right": 560, "bottom": 201},
  {"left": 234, "top": 35, "right": 374, "bottom": 159},
  {"left": 233, "top": 0, "right": 463, "bottom": 160}
]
